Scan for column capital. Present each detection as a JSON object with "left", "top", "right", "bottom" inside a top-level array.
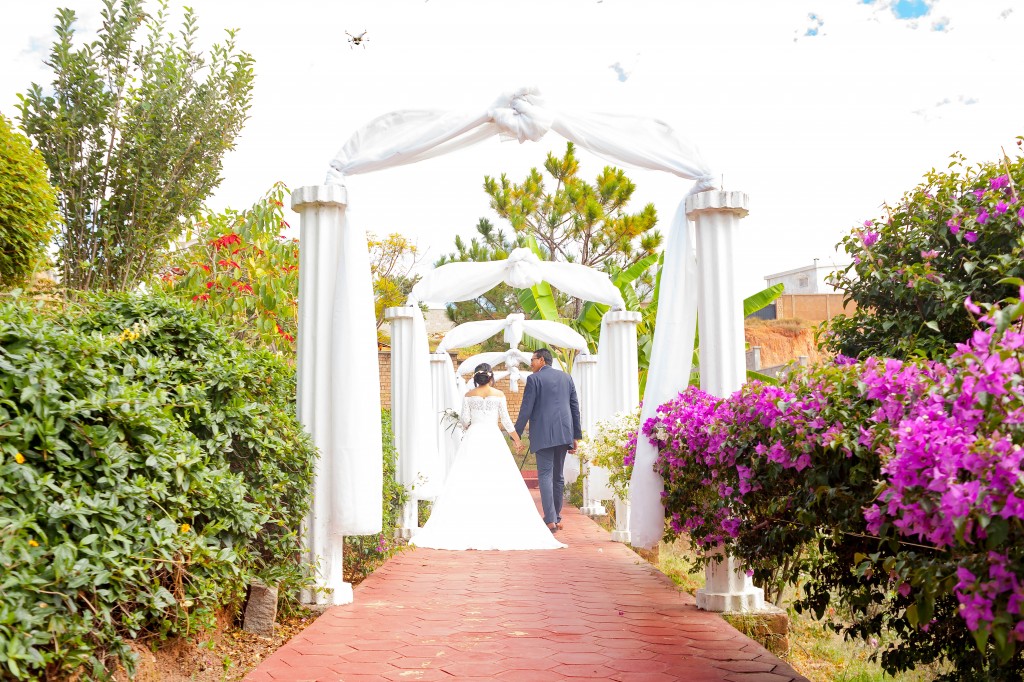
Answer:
[
  {"left": 685, "top": 190, "right": 749, "bottom": 221},
  {"left": 383, "top": 305, "right": 418, "bottom": 321},
  {"left": 603, "top": 310, "right": 642, "bottom": 325},
  {"left": 291, "top": 184, "right": 349, "bottom": 211}
]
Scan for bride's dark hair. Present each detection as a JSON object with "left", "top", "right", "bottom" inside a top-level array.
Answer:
[{"left": 473, "top": 363, "right": 494, "bottom": 388}]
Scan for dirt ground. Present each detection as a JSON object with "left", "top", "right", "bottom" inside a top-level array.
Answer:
[
  {"left": 114, "top": 609, "right": 320, "bottom": 682},
  {"left": 744, "top": 318, "right": 821, "bottom": 367}
]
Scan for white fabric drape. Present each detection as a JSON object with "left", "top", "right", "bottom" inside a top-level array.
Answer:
[
  {"left": 628, "top": 201, "right": 699, "bottom": 549},
  {"left": 436, "top": 314, "right": 590, "bottom": 355},
  {"left": 411, "top": 247, "right": 625, "bottom": 310},
  {"left": 316, "top": 87, "right": 714, "bottom": 541},
  {"left": 328, "top": 88, "right": 716, "bottom": 193}
]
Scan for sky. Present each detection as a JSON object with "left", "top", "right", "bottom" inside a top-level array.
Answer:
[{"left": 1, "top": 0, "right": 1022, "bottom": 299}]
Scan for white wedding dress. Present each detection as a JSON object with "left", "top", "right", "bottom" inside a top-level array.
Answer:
[{"left": 411, "top": 394, "right": 565, "bottom": 550}]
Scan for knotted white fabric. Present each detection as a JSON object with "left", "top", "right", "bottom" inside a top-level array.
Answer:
[
  {"left": 458, "top": 348, "right": 534, "bottom": 392},
  {"left": 437, "top": 314, "right": 590, "bottom": 355},
  {"left": 411, "top": 247, "right": 624, "bottom": 310},
  {"left": 327, "top": 87, "right": 715, "bottom": 191}
]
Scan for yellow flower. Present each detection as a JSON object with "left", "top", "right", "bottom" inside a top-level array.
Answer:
[
  {"left": 14, "top": 452, "right": 25, "bottom": 464},
  {"left": 180, "top": 523, "right": 191, "bottom": 533},
  {"left": 28, "top": 539, "right": 39, "bottom": 547}
]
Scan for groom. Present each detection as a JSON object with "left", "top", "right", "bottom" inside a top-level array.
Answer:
[{"left": 515, "top": 347, "right": 582, "bottom": 533}]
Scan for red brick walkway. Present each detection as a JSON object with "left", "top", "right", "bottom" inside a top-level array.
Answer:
[{"left": 246, "top": 493, "right": 807, "bottom": 682}]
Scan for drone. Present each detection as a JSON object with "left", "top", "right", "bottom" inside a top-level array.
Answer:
[{"left": 346, "top": 30, "right": 368, "bottom": 49}]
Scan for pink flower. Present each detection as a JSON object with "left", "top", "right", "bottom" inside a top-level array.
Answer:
[
  {"left": 862, "top": 231, "right": 880, "bottom": 247},
  {"left": 965, "top": 297, "right": 981, "bottom": 314},
  {"left": 947, "top": 219, "right": 960, "bottom": 235},
  {"left": 965, "top": 231, "right": 979, "bottom": 243},
  {"left": 863, "top": 220, "right": 873, "bottom": 227},
  {"left": 991, "top": 175, "right": 1010, "bottom": 190},
  {"left": 921, "top": 250, "right": 938, "bottom": 260},
  {"left": 995, "top": 202, "right": 1009, "bottom": 215},
  {"left": 977, "top": 210, "right": 990, "bottom": 225}
]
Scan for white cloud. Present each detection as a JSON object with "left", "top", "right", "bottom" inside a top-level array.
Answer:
[{"left": 0, "top": 0, "right": 1021, "bottom": 298}]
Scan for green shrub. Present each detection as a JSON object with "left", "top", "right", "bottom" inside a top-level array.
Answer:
[
  {"left": 0, "top": 114, "right": 56, "bottom": 288},
  {"left": 824, "top": 142, "right": 1024, "bottom": 360},
  {"left": 0, "top": 293, "right": 315, "bottom": 680}
]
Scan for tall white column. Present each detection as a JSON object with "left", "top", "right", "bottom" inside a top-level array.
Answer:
[
  {"left": 598, "top": 310, "right": 641, "bottom": 541},
  {"left": 429, "top": 352, "right": 460, "bottom": 482},
  {"left": 293, "top": 186, "right": 356, "bottom": 606},
  {"left": 384, "top": 306, "right": 420, "bottom": 539},
  {"left": 571, "top": 355, "right": 604, "bottom": 516},
  {"left": 688, "top": 190, "right": 765, "bottom": 613}
]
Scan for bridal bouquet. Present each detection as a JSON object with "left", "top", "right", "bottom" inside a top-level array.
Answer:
[
  {"left": 440, "top": 408, "right": 461, "bottom": 435},
  {"left": 577, "top": 406, "right": 641, "bottom": 502}
]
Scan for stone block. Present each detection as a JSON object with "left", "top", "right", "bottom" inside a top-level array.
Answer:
[
  {"left": 722, "top": 603, "right": 790, "bottom": 656},
  {"left": 242, "top": 579, "right": 279, "bottom": 637}
]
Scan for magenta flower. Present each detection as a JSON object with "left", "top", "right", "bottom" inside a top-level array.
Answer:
[
  {"left": 862, "top": 231, "right": 880, "bottom": 247},
  {"left": 977, "top": 210, "right": 990, "bottom": 225},
  {"left": 995, "top": 201, "right": 1009, "bottom": 215},
  {"left": 921, "top": 250, "right": 938, "bottom": 260},
  {"left": 947, "top": 219, "right": 960, "bottom": 235},
  {"left": 863, "top": 220, "right": 873, "bottom": 228},
  {"left": 965, "top": 231, "right": 979, "bottom": 243},
  {"left": 991, "top": 175, "right": 1010, "bottom": 190}
]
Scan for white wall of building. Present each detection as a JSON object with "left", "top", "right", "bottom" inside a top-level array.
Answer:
[{"left": 764, "top": 263, "right": 846, "bottom": 295}]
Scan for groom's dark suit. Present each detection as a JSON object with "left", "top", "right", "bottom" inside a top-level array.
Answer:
[{"left": 515, "top": 364, "right": 582, "bottom": 526}]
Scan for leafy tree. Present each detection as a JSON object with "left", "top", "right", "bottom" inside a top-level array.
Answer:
[
  {"left": 484, "top": 142, "right": 661, "bottom": 316},
  {"left": 18, "top": 0, "right": 254, "bottom": 292},
  {"left": 159, "top": 182, "right": 298, "bottom": 355},
  {"left": 823, "top": 142, "right": 1024, "bottom": 360},
  {"left": 369, "top": 231, "right": 421, "bottom": 330},
  {"left": 435, "top": 218, "right": 528, "bottom": 325},
  {"left": 0, "top": 115, "right": 57, "bottom": 289}
]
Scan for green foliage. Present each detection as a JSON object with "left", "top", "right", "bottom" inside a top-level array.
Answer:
[
  {"left": 18, "top": 0, "right": 254, "bottom": 292},
  {"left": 823, "top": 142, "right": 1024, "bottom": 360},
  {"left": 485, "top": 142, "right": 661, "bottom": 316},
  {"left": 0, "top": 114, "right": 57, "bottom": 288},
  {"left": 577, "top": 407, "right": 640, "bottom": 502},
  {"left": 369, "top": 232, "right": 421, "bottom": 331},
  {"left": 343, "top": 410, "right": 409, "bottom": 582},
  {"left": 160, "top": 183, "right": 298, "bottom": 354},
  {"left": 0, "top": 293, "right": 315, "bottom": 680}
]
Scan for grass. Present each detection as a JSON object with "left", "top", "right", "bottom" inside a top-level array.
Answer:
[{"left": 651, "top": 538, "right": 946, "bottom": 681}]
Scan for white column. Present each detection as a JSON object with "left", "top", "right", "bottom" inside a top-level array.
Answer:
[
  {"left": 293, "top": 185, "right": 355, "bottom": 606},
  {"left": 612, "top": 498, "right": 632, "bottom": 543},
  {"left": 429, "top": 352, "right": 461, "bottom": 482},
  {"left": 384, "top": 306, "right": 419, "bottom": 539},
  {"left": 591, "top": 311, "right": 642, "bottom": 528},
  {"left": 688, "top": 190, "right": 765, "bottom": 613},
  {"left": 572, "top": 355, "right": 605, "bottom": 516}
]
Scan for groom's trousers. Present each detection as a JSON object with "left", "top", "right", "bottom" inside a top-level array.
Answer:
[{"left": 536, "top": 445, "right": 570, "bottom": 525}]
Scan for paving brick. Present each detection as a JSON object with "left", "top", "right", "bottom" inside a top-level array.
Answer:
[{"left": 244, "top": 492, "right": 808, "bottom": 682}]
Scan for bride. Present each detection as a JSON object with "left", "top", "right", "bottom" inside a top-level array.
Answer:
[{"left": 411, "top": 363, "right": 565, "bottom": 550}]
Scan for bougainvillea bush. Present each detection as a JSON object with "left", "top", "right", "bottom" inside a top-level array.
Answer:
[
  {"left": 0, "top": 294, "right": 316, "bottom": 680},
  {"left": 646, "top": 295, "right": 1024, "bottom": 678},
  {"left": 824, "top": 141, "right": 1024, "bottom": 361}
]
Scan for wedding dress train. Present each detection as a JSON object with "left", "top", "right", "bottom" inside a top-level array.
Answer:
[{"left": 411, "top": 395, "right": 565, "bottom": 550}]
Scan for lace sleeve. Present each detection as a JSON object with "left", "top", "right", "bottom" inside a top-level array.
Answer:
[
  {"left": 459, "top": 396, "right": 472, "bottom": 429},
  {"left": 499, "top": 395, "right": 515, "bottom": 433}
]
